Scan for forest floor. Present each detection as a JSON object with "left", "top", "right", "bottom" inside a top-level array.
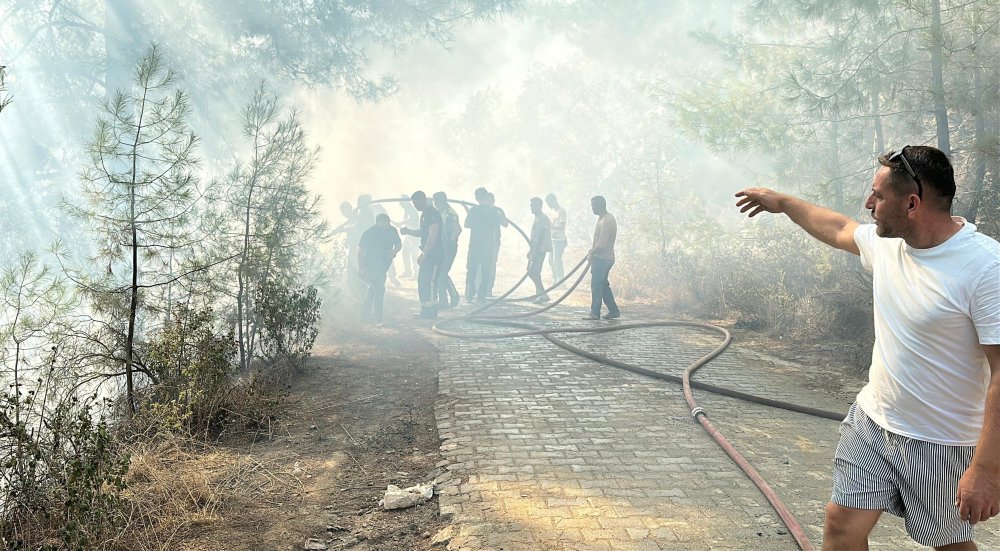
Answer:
[
  {"left": 171, "top": 292, "right": 868, "bottom": 551},
  {"left": 173, "top": 299, "right": 448, "bottom": 550}
]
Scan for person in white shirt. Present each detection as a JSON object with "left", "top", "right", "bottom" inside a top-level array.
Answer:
[
  {"left": 545, "top": 193, "right": 568, "bottom": 282},
  {"left": 736, "top": 145, "right": 1000, "bottom": 551},
  {"left": 527, "top": 197, "right": 553, "bottom": 303},
  {"left": 585, "top": 196, "right": 620, "bottom": 320}
]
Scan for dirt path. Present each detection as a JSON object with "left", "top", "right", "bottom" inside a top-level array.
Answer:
[{"left": 180, "top": 316, "right": 448, "bottom": 551}]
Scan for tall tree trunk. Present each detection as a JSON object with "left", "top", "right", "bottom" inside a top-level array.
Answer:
[
  {"left": 930, "top": 0, "right": 951, "bottom": 155},
  {"left": 124, "top": 78, "right": 148, "bottom": 414},
  {"left": 871, "top": 56, "right": 885, "bottom": 156},
  {"left": 125, "top": 177, "right": 138, "bottom": 414},
  {"left": 965, "top": 48, "right": 988, "bottom": 222},
  {"left": 238, "top": 193, "right": 252, "bottom": 371},
  {"left": 830, "top": 118, "right": 845, "bottom": 213}
]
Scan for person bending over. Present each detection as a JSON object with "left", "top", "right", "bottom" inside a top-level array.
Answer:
[{"left": 358, "top": 213, "right": 401, "bottom": 325}]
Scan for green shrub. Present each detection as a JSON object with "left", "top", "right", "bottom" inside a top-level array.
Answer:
[
  {"left": 253, "top": 281, "right": 321, "bottom": 365},
  {"left": 0, "top": 392, "right": 129, "bottom": 550},
  {"left": 144, "top": 306, "right": 237, "bottom": 436}
]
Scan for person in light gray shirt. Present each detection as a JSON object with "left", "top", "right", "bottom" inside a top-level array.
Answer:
[
  {"left": 584, "top": 196, "right": 619, "bottom": 320},
  {"left": 527, "top": 197, "right": 552, "bottom": 303},
  {"left": 546, "top": 193, "right": 567, "bottom": 282}
]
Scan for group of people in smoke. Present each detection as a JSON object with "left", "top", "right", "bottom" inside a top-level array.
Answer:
[{"left": 338, "top": 189, "right": 618, "bottom": 324}]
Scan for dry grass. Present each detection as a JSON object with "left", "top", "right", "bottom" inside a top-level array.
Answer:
[{"left": 111, "top": 436, "right": 302, "bottom": 551}]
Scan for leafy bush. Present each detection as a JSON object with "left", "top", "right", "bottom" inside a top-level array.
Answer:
[
  {"left": 0, "top": 390, "right": 129, "bottom": 550},
  {"left": 144, "top": 306, "right": 237, "bottom": 436},
  {"left": 253, "top": 281, "right": 321, "bottom": 365}
]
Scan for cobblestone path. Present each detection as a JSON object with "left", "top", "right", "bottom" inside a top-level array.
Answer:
[{"left": 431, "top": 303, "right": 1000, "bottom": 550}]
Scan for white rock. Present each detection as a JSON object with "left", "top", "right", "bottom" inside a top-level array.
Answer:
[
  {"left": 379, "top": 482, "right": 434, "bottom": 510},
  {"left": 303, "top": 538, "right": 328, "bottom": 550}
]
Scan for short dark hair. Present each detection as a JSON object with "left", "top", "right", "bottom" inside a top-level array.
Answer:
[
  {"left": 433, "top": 191, "right": 447, "bottom": 202},
  {"left": 877, "top": 145, "right": 955, "bottom": 210},
  {"left": 474, "top": 187, "right": 488, "bottom": 198},
  {"left": 591, "top": 195, "right": 606, "bottom": 209},
  {"left": 410, "top": 190, "right": 427, "bottom": 201},
  {"left": 375, "top": 213, "right": 390, "bottom": 224},
  {"left": 545, "top": 193, "right": 557, "bottom": 203}
]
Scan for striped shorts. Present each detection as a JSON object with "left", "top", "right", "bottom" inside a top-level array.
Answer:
[{"left": 832, "top": 403, "right": 975, "bottom": 547}]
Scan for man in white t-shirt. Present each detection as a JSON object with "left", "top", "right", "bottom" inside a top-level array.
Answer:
[
  {"left": 736, "top": 145, "right": 1000, "bottom": 551},
  {"left": 545, "top": 193, "right": 568, "bottom": 282}
]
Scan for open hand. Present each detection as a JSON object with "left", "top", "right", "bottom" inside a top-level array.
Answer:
[{"left": 735, "top": 188, "right": 786, "bottom": 217}]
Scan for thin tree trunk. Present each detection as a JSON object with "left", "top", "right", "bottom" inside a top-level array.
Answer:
[
  {"left": 966, "top": 50, "right": 988, "bottom": 222},
  {"left": 930, "top": 0, "right": 951, "bottom": 155},
  {"left": 125, "top": 186, "right": 138, "bottom": 413},
  {"left": 830, "top": 119, "right": 845, "bottom": 213},
  {"left": 124, "top": 78, "right": 149, "bottom": 415},
  {"left": 238, "top": 196, "right": 252, "bottom": 371},
  {"left": 871, "top": 56, "right": 885, "bottom": 155}
]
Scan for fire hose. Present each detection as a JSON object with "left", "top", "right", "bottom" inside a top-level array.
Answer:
[{"left": 343, "top": 196, "right": 847, "bottom": 550}]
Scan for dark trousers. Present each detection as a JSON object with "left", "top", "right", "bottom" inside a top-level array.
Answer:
[
  {"left": 466, "top": 246, "right": 494, "bottom": 301},
  {"left": 549, "top": 239, "right": 566, "bottom": 282},
  {"left": 362, "top": 270, "right": 387, "bottom": 322},
  {"left": 590, "top": 257, "right": 619, "bottom": 317},
  {"left": 438, "top": 243, "right": 459, "bottom": 308},
  {"left": 418, "top": 255, "right": 442, "bottom": 316}
]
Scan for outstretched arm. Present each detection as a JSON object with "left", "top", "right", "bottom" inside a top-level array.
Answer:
[
  {"left": 735, "top": 188, "right": 860, "bottom": 255},
  {"left": 957, "top": 344, "right": 1000, "bottom": 525}
]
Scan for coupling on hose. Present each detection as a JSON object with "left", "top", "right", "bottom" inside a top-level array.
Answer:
[{"left": 691, "top": 406, "right": 707, "bottom": 422}]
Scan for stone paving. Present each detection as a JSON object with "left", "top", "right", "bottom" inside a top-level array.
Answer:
[{"left": 430, "top": 302, "right": 1000, "bottom": 550}]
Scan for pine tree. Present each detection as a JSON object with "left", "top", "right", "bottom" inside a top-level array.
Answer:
[{"left": 65, "top": 43, "right": 203, "bottom": 413}]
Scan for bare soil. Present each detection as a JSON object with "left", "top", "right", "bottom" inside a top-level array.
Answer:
[{"left": 178, "top": 314, "right": 448, "bottom": 551}]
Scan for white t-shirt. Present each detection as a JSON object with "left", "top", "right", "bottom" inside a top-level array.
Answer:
[
  {"left": 591, "top": 213, "right": 617, "bottom": 261},
  {"left": 550, "top": 207, "right": 567, "bottom": 242},
  {"left": 854, "top": 220, "right": 1000, "bottom": 445}
]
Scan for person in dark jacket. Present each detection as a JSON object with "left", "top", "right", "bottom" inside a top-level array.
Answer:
[{"left": 358, "top": 213, "right": 401, "bottom": 325}]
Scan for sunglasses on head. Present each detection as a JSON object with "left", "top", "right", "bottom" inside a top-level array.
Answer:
[{"left": 886, "top": 146, "right": 922, "bottom": 198}]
